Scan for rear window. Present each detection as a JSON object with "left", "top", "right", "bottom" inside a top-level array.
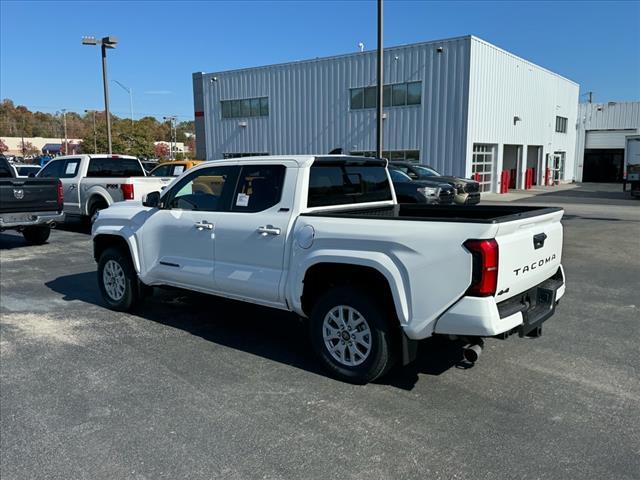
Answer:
[
  {"left": 87, "top": 158, "right": 144, "bottom": 177},
  {"left": 308, "top": 163, "right": 393, "bottom": 208}
]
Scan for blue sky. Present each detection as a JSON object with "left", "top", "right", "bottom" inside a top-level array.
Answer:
[{"left": 1, "top": 0, "right": 639, "bottom": 121}]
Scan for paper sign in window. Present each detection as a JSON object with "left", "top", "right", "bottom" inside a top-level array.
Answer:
[
  {"left": 65, "top": 162, "right": 78, "bottom": 175},
  {"left": 174, "top": 166, "right": 185, "bottom": 175}
]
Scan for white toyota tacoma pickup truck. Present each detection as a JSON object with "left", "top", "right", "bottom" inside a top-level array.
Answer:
[
  {"left": 92, "top": 155, "right": 566, "bottom": 383},
  {"left": 38, "top": 154, "right": 172, "bottom": 222}
]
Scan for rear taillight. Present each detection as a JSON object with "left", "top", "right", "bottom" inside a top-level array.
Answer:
[
  {"left": 464, "top": 239, "right": 499, "bottom": 296},
  {"left": 121, "top": 183, "right": 134, "bottom": 200},
  {"left": 57, "top": 180, "right": 64, "bottom": 211}
]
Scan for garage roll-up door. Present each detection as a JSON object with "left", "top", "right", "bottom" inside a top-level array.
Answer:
[{"left": 585, "top": 130, "right": 638, "bottom": 149}]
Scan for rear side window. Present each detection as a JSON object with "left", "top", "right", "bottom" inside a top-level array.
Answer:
[
  {"left": 308, "top": 164, "right": 392, "bottom": 207},
  {"left": 38, "top": 159, "right": 65, "bottom": 178},
  {"left": 87, "top": 158, "right": 144, "bottom": 177},
  {"left": 232, "top": 165, "right": 286, "bottom": 212}
]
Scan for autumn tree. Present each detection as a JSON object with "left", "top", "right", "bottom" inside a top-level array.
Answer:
[
  {"left": 154, "top": 142, "right": 170, "bottom": 159},
  {"left": 0, "top": 138, "right": 8, "bottom": 153},
  {"left": 20, "top": 141, "right": 39, "bottom": 156}
]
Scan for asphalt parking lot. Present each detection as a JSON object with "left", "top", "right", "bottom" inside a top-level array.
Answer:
[{"left": 1, "top": 183, "right": 639, "bottom": 480}]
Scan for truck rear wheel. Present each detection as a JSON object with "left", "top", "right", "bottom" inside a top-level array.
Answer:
[
  {"left": 309, "top": 286, "right": 396, "bottom": 384},
  {"left": 22, "top": 225, "right": 51, "bottom": 245},
  {"left": 97, "top": 247, "right": 140, "bottom": 312},
  {"left": 88, "top": 200, "right": 108, "bottom": 225}
]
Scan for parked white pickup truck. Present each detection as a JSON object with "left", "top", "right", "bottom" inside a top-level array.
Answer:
[
  {"left": 38, "top": 154, "right": 172, "bottom": 221},
  {"left": 92, "top": 155, "right": 566, "bottom": 383}
]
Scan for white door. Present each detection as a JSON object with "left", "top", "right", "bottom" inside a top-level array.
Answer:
[
  {"left": 61, "top": 158, "right": 81, "bottom": 214},
  {"left": 139, "top": 165, "right": 240, "bottom": 292},
  {"left": 214, "top": 163, "right": 295, "bottom": 305}
]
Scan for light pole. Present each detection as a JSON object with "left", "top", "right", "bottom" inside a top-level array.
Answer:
[
  {"left": 85, "top": 109, "right": 98, "bottom": 153},
  {"left": 163, "top": 115, "right": 177, "bottom": 160},
  {"left": 82, "top": 35, "right": 118, "bottom": 154},
  {"left": 114, "top": 80, "right": 134, "bottom": 126},
  {"left": 376, "top": 0, "right": 384, "bottom": 159}
]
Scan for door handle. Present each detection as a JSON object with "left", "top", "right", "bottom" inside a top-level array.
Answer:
[
  {"left": 194, "top": 221, "right": 214, "bottom": 231},
  {"left": 68, "top": 185, "right": 76, "bottom": 190},
  {"left": 257, "top": 225, "right": 281, "bottom": 236}
]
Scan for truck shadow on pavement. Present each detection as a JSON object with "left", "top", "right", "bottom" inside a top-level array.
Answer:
[{"left": 46, "top": 271, "right": 467, "bottom": 390}]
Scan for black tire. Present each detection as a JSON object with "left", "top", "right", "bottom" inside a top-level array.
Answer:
[
  {"left": 97, "top": 247, "right": 140, "bottom": 312},
  {"left": 309, "top": 286, "right": 396, "bottom": 384},
  {"left": 22, "top": 225, "right": 50, "bottom": 244},
  {"left": 88, "top": 200, "right": 108, "bottom": 225}
]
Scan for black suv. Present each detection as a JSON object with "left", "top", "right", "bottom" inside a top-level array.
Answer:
[
  {"left": 388, "top": 161, "right": 480, "bottom": 205},
  {"left": 388, "top": 168, "right": 455, "bottom": 205}
]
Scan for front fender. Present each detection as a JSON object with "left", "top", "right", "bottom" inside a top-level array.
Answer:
[
  {"left": 288, "top": 250, "right": 411, "bottom": 326},
  {"left": 92, "top": 225, "right": 142, "bottom": 274}
]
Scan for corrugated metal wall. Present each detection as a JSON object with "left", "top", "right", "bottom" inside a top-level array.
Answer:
[
  {"left": 194, "top": 37, "right": 471, "bottom": 177},
  {"left": 466, "top": 37, "right": 579, "bottom": 188},
  {"left": 574, "top": 102, "right": 640, "bottom": 181}
]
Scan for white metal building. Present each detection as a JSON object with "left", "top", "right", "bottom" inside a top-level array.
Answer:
[
  {"left": 193, "top": 35, "right": 579, "bottom": 193},
  {"left": 574, "top": 102, "right": 640, "bottom": 182}
]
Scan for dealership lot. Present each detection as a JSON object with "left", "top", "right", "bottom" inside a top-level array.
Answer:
[{"left": 1, "top": 183, "right": 638, "bottom": 479}]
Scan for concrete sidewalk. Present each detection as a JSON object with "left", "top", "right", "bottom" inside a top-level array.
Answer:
[{"left": 482, "top": 182, "right": 579, "bottom": 202}]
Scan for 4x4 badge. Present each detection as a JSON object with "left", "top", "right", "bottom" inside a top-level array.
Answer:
[{"left": 13, "top": 189, "right": 24, "bottom": 200}]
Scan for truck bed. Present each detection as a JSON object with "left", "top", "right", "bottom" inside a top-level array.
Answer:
[{"left": 303, "top": 204, "right": 563, "bottom": 224}]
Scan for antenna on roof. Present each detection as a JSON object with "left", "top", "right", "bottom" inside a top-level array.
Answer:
[{"left": 358, "top": 42, "right": 365, "bottom": 52}]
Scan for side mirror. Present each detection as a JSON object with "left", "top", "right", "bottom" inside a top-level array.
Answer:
[{"left": 143, "top": 191, "right": 161, "bottom": 208}]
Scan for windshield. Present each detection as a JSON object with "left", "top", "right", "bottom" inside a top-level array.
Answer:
[
  {"left": 413, "top": 165, "right": 440, "bottom": 177},
  {"left": 389, "top": 169, "right": 412, "bottom": 182}
]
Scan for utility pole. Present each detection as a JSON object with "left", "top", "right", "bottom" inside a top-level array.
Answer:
[
  {"left": 85, "top": 109, "right": 98, "bottom": 153},
  {"left": 376, "top": 0, "right": 384, "bottom": 159},
  {"left": 21, "top": 116, "right": 25, "bottom": 158},
  {"left": 61, "top": 109, "right": 68, "bottom": 154}
]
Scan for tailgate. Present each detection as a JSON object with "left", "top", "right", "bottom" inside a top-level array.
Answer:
[
  {"left": 0, "top": 179, "right": 59, "bottom": 214},
  {"left": 494, "top": 209, "right": 564, "bottom": 301}
]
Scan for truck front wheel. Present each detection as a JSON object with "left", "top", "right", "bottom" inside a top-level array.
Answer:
[
  {"left": 97, "top": 247, "right": 140, "bottom": 312},
  {"left": 22, "top": 225, "right": 51, "bottom": 245},
  {"left": 309, "top": 287, "right": 396, "bottom": 384}
]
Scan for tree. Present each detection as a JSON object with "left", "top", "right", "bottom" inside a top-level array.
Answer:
[
  {"left": 154, "top": 142, "right": 170, "bottom": 159},
  {"left": 20, "top": 141, "right": 39, "bottom": 156},
  {"left": 0, "top": 138, "right": 7, "bottom": 153},
  {"left": 185, "top": 137, "right": 196, "bottom": 154}
]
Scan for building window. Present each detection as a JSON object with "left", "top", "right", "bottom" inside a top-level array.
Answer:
[
  {"left": 472, "top": 144, "right": 495, "bottom": 193},
  {"left": 555, "top": 116, "right": 568, "bottom": 133},
  {"left": 350, "top": 150, "right": 420, "bottom": 163},
  {"left": 222, "top": 152, "right": 269, "bottom": 159},
  {"left": 221, "top": 97, "right": 269, "bottom": 119},
  {"left": 349, "top": 81, "right": 421, "bottom": 110}
]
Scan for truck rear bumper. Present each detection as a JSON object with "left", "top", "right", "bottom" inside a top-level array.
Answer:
[
  {"left": 432, "top": 266, "right": 565, "bottom": 337},
  {"left": 0, "top": 212, "right": 64, "bottom": 229}
]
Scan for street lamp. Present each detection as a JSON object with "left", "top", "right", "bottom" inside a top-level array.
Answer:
[
  {"left": 114, "top": 80, "right": 134, "bottom": 127},
  {"left": 82, "top": 35, "right": 118, "bottom": 154},
  {"left": 84, "top": 109, "right": 98, "bottom": 153},
  {"left": 163, "top": 115, "right": 177, "bottom": 160}
]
